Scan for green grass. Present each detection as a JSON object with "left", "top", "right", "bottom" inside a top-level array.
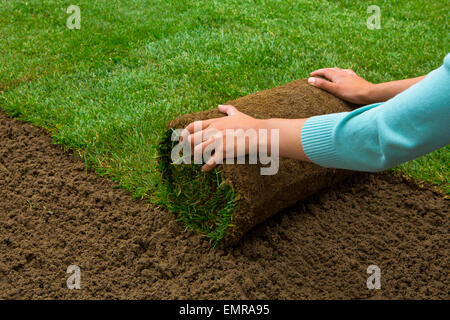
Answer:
[
  {"left": 158, "top": 130, "right": 236, "bottom": 247},
  {"left": 0, "top": 0, "right": 448, "bottom": 213}
]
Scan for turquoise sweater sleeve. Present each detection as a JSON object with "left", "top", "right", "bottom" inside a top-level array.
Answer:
[{"left": 301, "top": 53, "right": 450, "bottom": 172}]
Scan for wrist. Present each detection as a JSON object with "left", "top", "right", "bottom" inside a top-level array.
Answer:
[
  {"left": 260, "top": 118, "right": 309, "bottom": 161},
  {"left": 256, "top": 118, "right": 273, "bottom": 149},
  {"left": 359, "top": 83, "right": 378, "bottom": 105}
]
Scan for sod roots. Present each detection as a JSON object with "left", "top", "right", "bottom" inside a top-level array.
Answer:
[{"left": 158, "top": 79, "right": 356, "bottom": 247}]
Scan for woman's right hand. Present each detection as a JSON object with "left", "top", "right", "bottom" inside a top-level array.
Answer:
[{"left": 308, "top": 68, "right": 375, "bottom": 105}]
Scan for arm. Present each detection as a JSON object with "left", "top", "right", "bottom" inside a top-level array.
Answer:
[
  {"left": 302, "top": 54, "right": 450, "bottom": 171},
  {"left": 182, "top": 106, "right": 309, "bottom": 171},
  {"left": 185, "top": 54, "right": 450, "bottom": 172},
  {"left": 308, "top": 68, "right": 425, "bottom": 104},
  {"left": 368, "top": 76, "right": 425, "bottom": 103}
]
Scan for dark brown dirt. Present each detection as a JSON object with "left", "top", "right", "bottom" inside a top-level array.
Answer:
[{"left": 0, "top": 110, "right": 448, "bottom": 299}]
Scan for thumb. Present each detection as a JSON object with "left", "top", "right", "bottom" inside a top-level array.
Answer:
[
  {"left": 218, "top": 104, "right": 239, "bottom": 116},
  {"left": 308, "top": 77, "right": 338, "bottom": 95}
]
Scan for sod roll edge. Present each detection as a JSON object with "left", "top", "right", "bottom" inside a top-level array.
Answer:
[{"left": 158, "top": 79, "right": 356, "bottom": 247}]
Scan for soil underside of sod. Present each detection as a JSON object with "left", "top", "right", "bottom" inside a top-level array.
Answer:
[{"left": 0, "top": 110, "right": 449, "bottom": 299}]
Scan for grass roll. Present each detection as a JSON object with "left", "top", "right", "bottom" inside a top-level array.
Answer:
[{"left": 158, "top": 79, "right": 356, "bottom": 247}]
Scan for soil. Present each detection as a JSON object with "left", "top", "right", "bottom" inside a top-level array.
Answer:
[{"left": 0, "top": 110, "right": 448, "bottom": 299}]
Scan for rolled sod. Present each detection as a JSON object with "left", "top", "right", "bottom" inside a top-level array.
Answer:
[{"left": 158, "top": 79, "right": 356, "bottom": 247}]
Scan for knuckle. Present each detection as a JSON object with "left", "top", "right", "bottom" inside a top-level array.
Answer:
[{"left": 315, "top": 78, "right": 325, "bottom": 86}]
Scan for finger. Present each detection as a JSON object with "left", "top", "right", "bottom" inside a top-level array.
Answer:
[
  {"left": 193, "top": 136, "right": 215, "bottom": 155},
  {"left": 188, "top": 127, "right": 220, "bottom": 147},
  {"left": 185, "top": 119, "right": 215, "bottom": 134},
  {"left": 178, "top": 128, "right": 189, "bottom": 144},
  {"left": 202, "top": 152, "right": 221, "bottom": 171},
  {"left": 202, "top": 142, "right": 223, "bottom": 171},
  {"left": 307, "top": 77, "right": 338, "bottom": 94},
  {"left": 344, "top": 69, "right": 356, "bottom": 75},
  {"left": 187, "top": 130, "right": 207, "bottom": 147},
  {"left": 309, "top": 68, "right": 339, "bottom": 81},
  {"left": 218, "top": 104, "right": 239, "bottom": 116}
]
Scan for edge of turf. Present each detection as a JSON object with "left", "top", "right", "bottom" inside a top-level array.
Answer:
[{"left": 156, "top": 129, "right": 238, "bottom": 248}]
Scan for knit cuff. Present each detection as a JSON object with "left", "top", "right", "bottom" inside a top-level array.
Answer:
[{"left": 301, "top": 112, "right": 349, "bottom": 168}]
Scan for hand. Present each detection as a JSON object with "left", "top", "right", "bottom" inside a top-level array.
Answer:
[
  {"left": 182, "top": 105, "right": 310, "bottom": 172},
  {"left": 308, "top": 68, "right": 375, "bottom": 104},
  {"left": 182, "top": 105, "right": 265, "bottom": 172}
]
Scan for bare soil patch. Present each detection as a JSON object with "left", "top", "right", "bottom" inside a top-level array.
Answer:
[{"left": 0, "top": 111, "right": 448, "bottom": 299}]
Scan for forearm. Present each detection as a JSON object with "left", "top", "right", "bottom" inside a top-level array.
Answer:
[
  {"left": 188, "top": 57, "right": 446, "bottom": 173},
  {"left": 301, "top": 57, "right": 450, "bottom": 172},
  {"left": 261, "top": 118, "right": 309, "bottom": 161},
  {"left": 367, "top": 76, "right": 425, "bottom": 103}
]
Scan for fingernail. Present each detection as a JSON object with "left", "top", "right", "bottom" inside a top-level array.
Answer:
[{"left": 308, "top": 77, "right": 315, "bottom": 84}]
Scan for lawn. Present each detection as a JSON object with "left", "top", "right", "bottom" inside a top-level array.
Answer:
[{"left": 0, "top": 0, "right": 448, "bottom": 198}]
